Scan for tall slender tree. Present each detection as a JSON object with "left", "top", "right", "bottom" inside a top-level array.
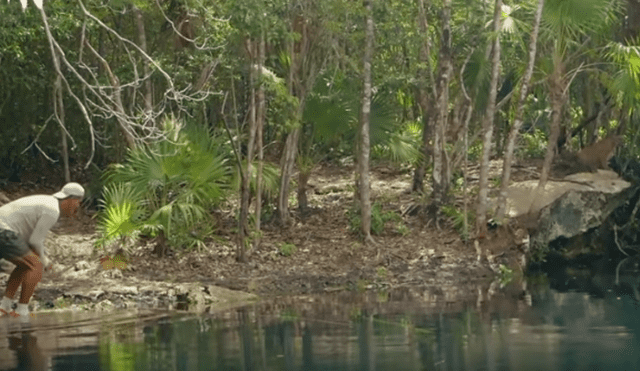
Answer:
[
  {"left": 495, "top": 0, "right": 544, "bottom": 221},
  {"left": 277, "top": 2, "right": 322, "bottom": 226},
  {"left": 134, "top": 5, "right": 153, "bottom": 124},
  {"left": 358, "top": 0, "right": 375, "bottom": 243},
  {"left": 531, "top": 0, "right": 614, "bottom": 212},
  {"left": 476, "top": 0, "right": 503, "bottom": 236},
  {"left": 254, "top": 35, "right": 266, "bottom": 249},
  {"left": 431, "top": 0, "right": 452, "bottom": 214},
  {"left": 412, "top": 0, "right": 434, "bottom": 193},
  {"left": 238, "top": 39, "right": 259, "bottom": 262}
]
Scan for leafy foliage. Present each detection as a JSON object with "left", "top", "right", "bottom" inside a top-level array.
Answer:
[
  {"left": 372, "top": 121, "right": 422, "bottom": 165},
  {"left": 99, "top": 119, "right": 232, "bottom": 250},
  {"left": 279, "top": 242, "right": 297, "bottom": 257},
  {"left": 441, "top": 204, "right": 473, "bottom": 242},
  {"left": 95, "top": 182, "right": 145, "bottom": 253},
  {"left": 517, "top": 128, "right": 548, "bottom": 159},
  {"left": 304, "top": 71, "right": 360, "bottom": 156},
  {"left": 348, "top": 202, "right": 404, "bottom": 237},
  {"left": 542, "top": 0, "right": 618, "bottom": 43}
]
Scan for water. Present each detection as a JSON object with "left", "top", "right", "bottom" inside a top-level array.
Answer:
[{"left": 2, "top": 258, "right": 640, "bottom": 370}]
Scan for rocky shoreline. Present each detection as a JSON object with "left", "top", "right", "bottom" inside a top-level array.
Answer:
[{"left": 0, "top": 229, "right": 260, "bottom": 315}]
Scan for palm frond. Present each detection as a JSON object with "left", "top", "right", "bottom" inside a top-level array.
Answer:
[
  {"left": 605, "top": 42, "right": 640, "bottom": 106},
  {"left": 97, "top": 183, "right": 145, "bottom": 242},
  {"left": 99, "top": 120, "right": 233, "bottom": 251},
  {"left": 369, "top": 89, "right": 403, "bottom": 147},
  {"left": 542, "top": 0, "right": 615, "bottom": 42},
  {"left": 372, "top": 121, "right": 422, "bottom": 164}
]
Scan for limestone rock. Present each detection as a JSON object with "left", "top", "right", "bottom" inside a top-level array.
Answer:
[
  {"left": 503, "top": 170, "right": 630, "bottom": 218},
  {"left": 530, "top": 176, "right": 634, "bottom": 252}
]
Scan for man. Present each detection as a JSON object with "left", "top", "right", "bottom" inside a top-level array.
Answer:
[{"left": 0, "top": 182, "right": 84, "bottom": 318}]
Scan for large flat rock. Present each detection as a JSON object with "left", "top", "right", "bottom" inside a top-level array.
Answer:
[{"left": 503, "top": 170, "right": 630, "bottom": 218}]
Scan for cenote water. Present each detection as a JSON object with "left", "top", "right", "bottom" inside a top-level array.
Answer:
[{"left": 2, "top": 256, "right": 640, "bottom": 370}]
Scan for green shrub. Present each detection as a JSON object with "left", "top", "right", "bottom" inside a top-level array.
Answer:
[
  {"left": 348, "top": 202, "right": 406, "bottom": 236},
  {"left": 441, "top": 204, "right": 473, "bottom": 241},
  {"left": 98, "top": 119, "right": 232, "bottom": 252},
  {"left": 279, "top": 243, "right": 297, "bottom": 257},
  {"left": 518, "top": 128, "right": 547, "bottom": 158},
  {"left": 498, "top": 264, "right": 514, "bottom": 285}
]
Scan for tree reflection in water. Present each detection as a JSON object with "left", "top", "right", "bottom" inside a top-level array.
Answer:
[{"left": 0, "top": 275, "right": 639, "bottom": 370}]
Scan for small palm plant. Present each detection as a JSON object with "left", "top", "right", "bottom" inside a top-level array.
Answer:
[
  {"left": 95, "top": 182, "right": 145, "bottom": 260},
  {"left": 98, "top": 119, "right": 232, "bottom": 255}
]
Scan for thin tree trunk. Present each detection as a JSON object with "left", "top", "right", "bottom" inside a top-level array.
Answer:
[
  {"left": 431, "top": 0, "right": 452, "bottom": 214},
  {"left": 460, "top": 51, "right": 475, "bottom": 242},
  {"left": 359, "top": 0, "right": 375, "bottom": 243},
  {"left": 297, "top": 167, "right": 311, "bottom": 213},
  {"left": 278, "top": 128, "right": 299, "bottom": 225},
  {"left": 54, "top": 75, "right": 70, "bottom": 183},
  {"left": 476, "top": 0, "right": 503, "bottom": 236},
  {"left": 254, "top": 35, "right": 265, "bottom": 248},
  {"left": 625, "top": 0, "right": 640, "bottom": 41},
  {"left": 412, "top": 0, "right": 433, "bottom": 193},
  {"left": 278, "top": 10, "right": 313, "bottom": 226},
  {"left": 531, "top": 60, "right": 565, "bottom": 210},
  {"left": 527, "top": 51, "right": 568, "bottom": 216},
  {"left": 239, "top": 39, "right": 258, "bottom": 263},
  {"left": 134, "top": 6, "right": 153, "bottom": 122},
  {"left": 495, "top": 0, "right": 544, "bottom": 221},
  {"left": 277, "top": 20, "right": 299, "bottom": 226}
]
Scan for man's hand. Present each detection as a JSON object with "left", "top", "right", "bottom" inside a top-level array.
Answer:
[{"left": 41, "top": 255, "right": 52, "bottom": 271}]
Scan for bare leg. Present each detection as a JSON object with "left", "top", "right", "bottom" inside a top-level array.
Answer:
[
  {"left": 18, "top": 257, "right": 43, "bottom": 304},
  {"left": 3, "top": 253, "right": 43, "bottom": 317},
  {"left": 4, "top": 265, "right": 28, "bottom": 300}
]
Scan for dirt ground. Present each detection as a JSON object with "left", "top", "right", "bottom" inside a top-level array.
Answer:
[{"left": 0, "top": 163, "right": 532, "bottom": 312}]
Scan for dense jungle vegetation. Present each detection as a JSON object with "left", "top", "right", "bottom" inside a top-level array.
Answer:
[{"left": 1, "top": 0, "right": 639, "bottom": 261}]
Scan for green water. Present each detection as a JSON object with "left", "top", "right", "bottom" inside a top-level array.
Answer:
[{"left": 2, "top": 264, "right": 640, "bottom": 370}]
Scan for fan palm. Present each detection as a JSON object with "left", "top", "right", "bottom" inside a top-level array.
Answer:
[
  {"left": 100, "top": 119, "right": 233, "bottom": 251},
  {"left": 534, "top": 0, "right": 620, "bottom": 191}
]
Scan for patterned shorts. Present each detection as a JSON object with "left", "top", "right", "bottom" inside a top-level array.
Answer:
[{"left": 0, "top": 229, "right": 30, "bottom": 262}]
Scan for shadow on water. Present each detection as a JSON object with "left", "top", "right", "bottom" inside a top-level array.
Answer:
[{"left": 3, "top": 256, "right": 640, "bottom": 370}]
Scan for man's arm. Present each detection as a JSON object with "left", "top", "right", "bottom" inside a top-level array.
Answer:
[{"left": 28, "top": 212, "right": 57, "bottom": 269}]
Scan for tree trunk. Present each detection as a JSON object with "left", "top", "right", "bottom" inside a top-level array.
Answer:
[
  {"left": 278, "top": 127, "right": 299, "bottom": 225},
  {"left": 412, "top": 0, "right": 433, "bottom": 193},
  {"left": 495, "top": 0, "right": 544, "bottom": 221},
  {"left": 254, "top": 35, "right": 265, "bottom": 248},
  {"left": 277, "top": 17, "right": 299, "bottom": 226},
  {"left": 431, "top": 0, "right": 452, "bottom": 214},
  {"left": 278, "top": 10, "right": 314, "bottom": 226},
  {"left": 625, "top": 0, "right": 640, "bottom": 41},
  {"left": 297, "top": 167, "right": 311, "bottom": 214},
  {"left": 238, "top": 39, "right": 258, "bottom": 263},
  {"left": 476, "top": 0, "right": 503, "bottom": 237},
  {"left": 54, "top": 75, "right": 70, "bottom": 183},
  {"left": 358, "top": 0, "right": 375, "bottom": 243},
  {"left": 538, "top": 63, "right": 565, "bottom": 189},
  {"left": 529, "top": 57, "right": 566, "bottom": 213},
  {"left": 134, "top": 6, "right": 153, "bottom": 122}
]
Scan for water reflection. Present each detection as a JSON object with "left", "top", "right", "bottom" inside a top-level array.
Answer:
[
  {"left": 6, "top": 327, "right": 47, "bottom": 370},
  {"left": 94, "top": 287, "right": 637, "bottom": 371},
  {"left": 0, "top": 311, "right": 167, "bottom": 370},
  {"left": 0, "top": 262, "right": 640, "bottom": 370}
]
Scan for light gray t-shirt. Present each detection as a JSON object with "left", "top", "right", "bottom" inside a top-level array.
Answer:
[{"left": 0, "top": 195, "right": 59, "bottom": 261}]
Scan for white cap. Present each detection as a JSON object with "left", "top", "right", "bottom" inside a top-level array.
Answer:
[{"left": 53, "top": 182, "right": 85, "bottom": 199}]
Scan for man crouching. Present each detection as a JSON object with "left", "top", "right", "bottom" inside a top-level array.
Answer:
[{"left": 0, "top": 182, "right": 84, "bottom": 318}]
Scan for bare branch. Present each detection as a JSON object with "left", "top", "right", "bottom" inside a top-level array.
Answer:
[
  {"left": 154, "top": 0, "right": 229, "bottom": 51},
  {"left": 39, "top": 6, "right": 96, "bottom": 168}
]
